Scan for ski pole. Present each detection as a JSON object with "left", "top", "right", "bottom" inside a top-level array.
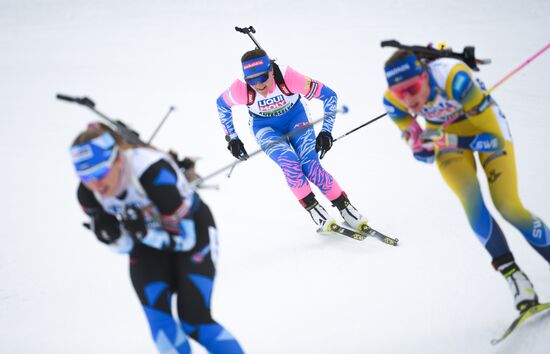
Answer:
[
  {"left": 148, "top": 106, "right": 176, "bottom": 144},
  {"left": 224, "top": 105, "right": 349, "bottom": 179},
  {"left": 192, "top": 116, "right": 325, "bottom": 188},
  {"left": 485, "top": 42, "right": 549, "bottom": 96},
  {"left": 191, "top": 106, "right": 349, "bottom": 189},
  {"left": 333, "top": 112, "right": 388, "bottom": 143},
  {"left": 442, "top": 42, "right": 550, "bottom": 128},
  {"left": 235, "top": 26, "right": 263, "bottom": 50}
]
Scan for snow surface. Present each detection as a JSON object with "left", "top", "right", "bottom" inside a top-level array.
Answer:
[{"left": 1, "top": 0, "right": 549, "bottom": 353}]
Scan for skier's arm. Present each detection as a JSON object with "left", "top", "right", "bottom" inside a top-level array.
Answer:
[
  {"left": 216, "top": 79, "right": 248, "bottom": 140},
  {"left": 383, "top": 91, "right": 436, "bottom": 163},
  {"left": 138, "top": 159, "right": 197, "bottom": 252},
  {"left": 442, "top": 63, "right": 504, "bottom": 151},
  {"left": 284, "top": 66, "right": 337, "bottom": 132},
  {"left": 139, "top": 159, "right": 191, "bottom": 231},
  {"left": 77, "top": 183, "right": 134, "bottom": 253}
]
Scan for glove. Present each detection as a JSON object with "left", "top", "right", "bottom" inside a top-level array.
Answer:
[
  {"left": 91, "top": 212, "right": 121, "bottom": 244},
  {"left": 419, "top": 129, "right": 458, "bottom": 150},
  {"left": 168, "top": 150, "right": 196, "bottom": 170},
  {"left": 121, "top": 206, "right": 147, "bottom": 240},
  {"left": 401, "top": 120, "right": 424, "bottom": 152},
  {"left": 315, "top": 131, "right": 333, "bottom": 159},
  {"left": 227, "top": 139, "right": 249, "bottom": 161}
]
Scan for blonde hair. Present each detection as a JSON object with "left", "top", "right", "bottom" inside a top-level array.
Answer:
[{"left": 71, "top": 122, "right": 135, "bottom": 151}]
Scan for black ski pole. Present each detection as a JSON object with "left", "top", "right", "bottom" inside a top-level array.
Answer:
[
  {"left": 191, "top": 107, "right": 349, "bottom": 189},
  {"left": 148, "top": 106, "right": 176, "bottom": 145},
  {"left": 56, "top": 93, "right": 147, "bottom": 146},
  {"left": 333, "top": 112, "right": 387, "bottom": 143},
  {"left": 235, "top": 26, "right": 263, "bottom": 50}
]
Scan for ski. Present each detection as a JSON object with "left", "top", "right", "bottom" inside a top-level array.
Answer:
[
  {"left": 491, "top": 302, "right": 550, "bottom": 345},
  {"left": 318, "top": 223, "right": 367, "bottom": 241},
  {"left": 359, "top": 225, "right": 399, "bottom": 246},
  {"left": 317, "top": 222, "right": 399, "bottom": 245},
  {"left": 341, "top": 222, "right": 399, "bottom": 246}
]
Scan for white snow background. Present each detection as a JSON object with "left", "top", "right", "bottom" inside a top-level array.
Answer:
[{"left": 1, "top": 0, "right": 549, "bottom": 353}]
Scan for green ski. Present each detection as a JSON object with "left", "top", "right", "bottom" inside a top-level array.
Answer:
[{"left": 491, "top": 302, "right": 550, "bottom": 345}]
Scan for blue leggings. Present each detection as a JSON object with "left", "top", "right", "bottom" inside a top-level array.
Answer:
[{"left": 250, "top": 103, "right": 342, "bottom": 201}]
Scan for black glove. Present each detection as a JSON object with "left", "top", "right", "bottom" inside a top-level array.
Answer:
[
  {"left": 169, "top": 150, "right": 196, "bottom": 170},
  {"left": 315, "top": 131, "right": 333, "bottom": 159},
  {"left": 121, "top": 206, "right": 147, "bottom": 240},
  {"left": 227, "top": 139, "right": 249, "bottom": 161},
  {"left": 91, "top": 212, "right": 121, "bottom": 245}
]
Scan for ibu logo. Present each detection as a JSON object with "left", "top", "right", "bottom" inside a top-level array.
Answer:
[{"left": 258, "top": 95, "right": 287, "bottom": 112}]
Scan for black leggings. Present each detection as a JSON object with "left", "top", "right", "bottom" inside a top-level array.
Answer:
[{"left": 129, "top": 202, "right": 243, "bottom": 353}]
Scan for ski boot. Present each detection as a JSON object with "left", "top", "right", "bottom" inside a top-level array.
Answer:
[
  {"left": 300, "top": 193, "right": 337, "bottom": 232},
  {"left": 331, "top": 192, "right": 369, "bottom": 232},
  {"left": 498, "top": 261, "right": 539, "bottom": 313}
]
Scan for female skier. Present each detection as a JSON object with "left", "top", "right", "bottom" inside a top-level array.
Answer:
[
  {"left": 216, "top": 48, "right": 369, "bottom": 233},
  {"left": 70, "top": 122, "right": 245, "bottom": 353},
  {"left": 382, "top": 49, "right": 549, "bottom": 313}
]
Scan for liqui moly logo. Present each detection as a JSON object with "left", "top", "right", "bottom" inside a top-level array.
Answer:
[
  {"left": 258, "top": 95, "right": 287, "bottom": 112},
  {"left": 243, "top": 60, "right": 265, "bottom": 70}
]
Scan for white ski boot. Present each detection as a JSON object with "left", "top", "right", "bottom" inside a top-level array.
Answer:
[
  {"left": 500, "top": 263, "right": 539, "bottom": 313},
  {"left": 300, "top": 193, "right": 337, "bottom": 232},
  {"left": 308, "top": 203, "right": 337, "bottom": 233},
  {"left": 331, "top": 192, "right": 369, "bottom": 232}
]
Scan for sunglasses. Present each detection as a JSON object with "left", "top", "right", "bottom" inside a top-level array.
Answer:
[
  {"left": 245, "top": 72, "right": 270, "bottom": 85},
  {"left": 390, "top": 74, "right": 424, "bottom": 99}
]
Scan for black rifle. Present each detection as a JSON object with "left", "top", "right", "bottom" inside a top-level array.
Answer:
[{"left": 381, "top": 39, "right": 491, "bottom": 71}]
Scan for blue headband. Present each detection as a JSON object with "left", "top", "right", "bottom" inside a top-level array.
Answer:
[
  {"left": 242, "top": 55, "right": 271, "bottom": 77},
  {"left": 71, "top": 132, "right": 118, "bottom": 182},
  {"left": 385, "top": 55, "right": 423, "bottom": 86}
]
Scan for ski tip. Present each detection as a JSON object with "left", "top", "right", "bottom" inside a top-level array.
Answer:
[{"left": 386, "top": 239, "right": 399, "bottom": 246}]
